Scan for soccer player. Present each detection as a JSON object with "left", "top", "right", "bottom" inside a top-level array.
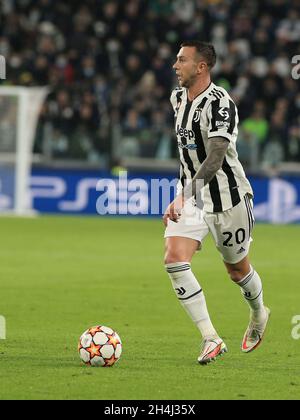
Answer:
[{"left": 163, "top": 41, "right": 270, "bottom": 365}]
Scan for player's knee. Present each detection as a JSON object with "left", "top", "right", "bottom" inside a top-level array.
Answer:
[
  {"left": 164, "top": 239, "right": 200, "bottom": 265},
  {"left": 164, "top": 250, "right": 184, "bottom": 265},
  {"left": 164, "top": 246, "right": 191, "bottom": 265},
  {"left": 230, "top": 273, "right": 244, "bottom": 283},
  {"left": 226, "top": 267, "right": 246, "bottom": 283},
  {"left": 225, "top": 256, "right": 251, "bottom": 283}
]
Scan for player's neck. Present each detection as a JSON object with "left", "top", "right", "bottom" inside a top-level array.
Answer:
[{"left": 187, "top": 77, "right": 212, "bottom": 102}]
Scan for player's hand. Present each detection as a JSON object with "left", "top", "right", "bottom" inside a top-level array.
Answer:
[{"left": 163, "top": 195, "right": 185, "bottom": 226}]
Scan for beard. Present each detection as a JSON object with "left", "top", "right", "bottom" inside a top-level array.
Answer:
[{"left": 180, "top": 74, "right": 197, "bottom": 88}]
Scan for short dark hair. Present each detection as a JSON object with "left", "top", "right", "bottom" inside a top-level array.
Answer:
[{"left": 180, "top": 41, "right": 217, "bottom": 69}]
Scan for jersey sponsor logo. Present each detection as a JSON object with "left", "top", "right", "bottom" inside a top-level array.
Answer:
[
  {"left": 176, "top": 125, "right": 195, "bottom": 141},
  {"left": 177, "top": 141, "right": 198, "bottom": 150},
  {"left": 216, "top": 120, "right": 230, "bottom": 128},
  {"left": 214, "top": 107, "right": 231, "bottom": 130},
  {"left": 218, "top": 107, "right": 230, "bottom": 120}
]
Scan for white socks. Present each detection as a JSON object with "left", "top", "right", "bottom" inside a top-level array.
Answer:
[
  {"left": 236, "top": 266, "right": 265, "bottom": 322},
  {"left": 165, "top": 262, "right": 218, "bottom": 340}
]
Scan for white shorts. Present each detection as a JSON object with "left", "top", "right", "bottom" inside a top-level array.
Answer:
[{"left": 164, "top": 194, "right": 255, "bottom": 264}]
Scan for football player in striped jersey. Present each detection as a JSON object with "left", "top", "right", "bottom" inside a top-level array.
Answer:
[{"left": 163, "top": 41, "right": 270, "bottom": 364}]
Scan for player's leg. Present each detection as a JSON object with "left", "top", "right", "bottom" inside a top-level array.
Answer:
[
  {"left": 224, "top": 255, "right": 265, "bottom": 319},
  {"left": 165, "top": 236, "right": 220, "bottom": 339},
  {"left": 224, "top": 256, "right": 270, "bottom": 353},
  {"left": 164, "top": 203, "right": 227, "bottom": 364},
  {"left": 207, "top": 195, "right": 270, "bottom": 353},
  {"left": 164, "top": 237, "right": 227, "bottom": 364}
]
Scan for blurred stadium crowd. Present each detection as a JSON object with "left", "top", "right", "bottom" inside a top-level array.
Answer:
[{"left": 1, "top": 0, "right": 300, "bottom": 170}]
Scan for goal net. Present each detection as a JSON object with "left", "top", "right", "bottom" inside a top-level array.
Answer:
[{"left": 0, "top": 87, "right": 48, "bottom": 215}]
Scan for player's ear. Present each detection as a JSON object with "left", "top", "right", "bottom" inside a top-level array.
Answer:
[{"left": 197, "top": 61, "right": 207, "bottom": 74}]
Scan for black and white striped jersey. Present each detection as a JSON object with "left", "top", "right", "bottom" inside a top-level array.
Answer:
[{"left": 170, "top": 82, "right": 253, "bottom": 213}]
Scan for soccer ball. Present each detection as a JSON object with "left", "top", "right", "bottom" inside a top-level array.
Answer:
[{"left": 78, "top": 325, "right": 122, "bottom": 367}]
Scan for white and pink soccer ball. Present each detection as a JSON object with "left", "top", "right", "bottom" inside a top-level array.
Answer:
[{"left": 78, "top": 325, "right": 122, "bottom": 367}]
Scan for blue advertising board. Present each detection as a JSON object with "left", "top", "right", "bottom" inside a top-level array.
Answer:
[
  {"left": 29, "top": 168, "right": 300, "bottom": 224},
  {"left": 0, "top": 165, "right": 15, "bottom": 210}
]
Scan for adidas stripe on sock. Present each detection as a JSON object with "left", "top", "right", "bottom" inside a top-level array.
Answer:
[{"left": 237, "top": 266, "right": 265, "bottom": 321}]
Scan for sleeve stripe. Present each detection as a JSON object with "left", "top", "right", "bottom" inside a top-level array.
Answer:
[
  {"left": 228, "top": 100, "right": 237, "bottom": 135},
  {"left": 210, "top": 99, "right": 221, "bottom": 132},
  {"left": 222, "top": 157, "right": 241, "bottom": 207}
]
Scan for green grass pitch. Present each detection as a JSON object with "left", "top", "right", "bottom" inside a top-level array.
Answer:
[{"left": 0, "top": 216, "right": 299, "bottom": 400}]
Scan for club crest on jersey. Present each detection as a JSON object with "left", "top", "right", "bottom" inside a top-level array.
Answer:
[{"left": 193, "top": 108, "right": 203, "bottom": 123}]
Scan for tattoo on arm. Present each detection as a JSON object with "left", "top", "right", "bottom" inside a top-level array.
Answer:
[{"left": 182, "top": 137, "right": 229, "bottom": 200}]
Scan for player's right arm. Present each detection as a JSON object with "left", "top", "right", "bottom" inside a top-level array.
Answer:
[
  {"left": 163, "top": 137, "right": 229, "bottom": 225},
  {"left": 180, "top": 96, "right": 238, "bottom": 203}
]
